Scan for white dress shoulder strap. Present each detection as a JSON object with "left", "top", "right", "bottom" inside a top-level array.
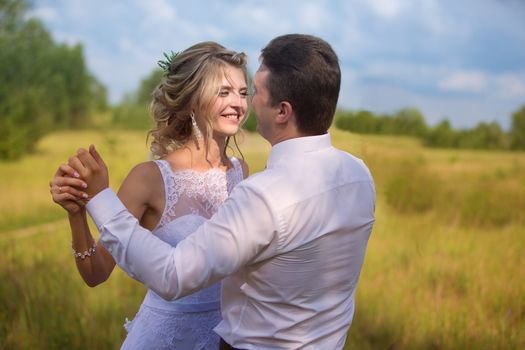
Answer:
[
  {"left": 153, "top": 159, "right": 179, "bottom": 229},
  {"left": 227, "top": 157, "right": 244, "bottom": 193},
  {"left": 230, "top": 156, "right": 240, "bottom": 172}
]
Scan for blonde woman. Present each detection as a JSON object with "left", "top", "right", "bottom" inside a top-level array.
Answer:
[{"left": 50, "top": 41, "right": 249, "bottom": 349}]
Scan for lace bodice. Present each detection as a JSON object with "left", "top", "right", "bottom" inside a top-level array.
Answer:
[
  {"left": 154, "top": 157, "right": 243, "bottom": 232},
  {"left": 121, "top": 157, "right": 244, "bottom": 350}
]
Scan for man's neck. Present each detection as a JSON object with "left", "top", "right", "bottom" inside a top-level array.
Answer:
[
  {"left": 270, "top": 134, "right": 303, "bottom": 147},
  {"left": 268, "top": 125, "right": 308, "bottom": 146}
]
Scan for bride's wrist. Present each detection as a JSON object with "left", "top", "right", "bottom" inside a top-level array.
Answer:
[{"left": 68, "top": 208, "right": 86, "bottom": 220}]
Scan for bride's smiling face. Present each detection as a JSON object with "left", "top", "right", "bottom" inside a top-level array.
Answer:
[{"left": 209, "top": 65, "right": 248, "bottom": 138}]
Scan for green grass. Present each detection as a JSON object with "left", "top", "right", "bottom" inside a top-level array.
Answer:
[{"left": 0, "top": 128, "right": 524, "bottom": 349}]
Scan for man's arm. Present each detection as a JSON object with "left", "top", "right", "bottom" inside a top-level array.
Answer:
[
  {"left": 70, "top": 145, "right": 278, "bottom": 299},
  {"left": 87, "top": 183, "right": 279, "bottom": 300}
]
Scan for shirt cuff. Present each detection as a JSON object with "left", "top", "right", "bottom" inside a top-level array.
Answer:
[{"left": 86, "top": 188, "right": 126, "bottom": 229}]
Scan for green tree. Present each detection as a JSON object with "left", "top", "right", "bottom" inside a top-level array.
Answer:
[
  {"left": 423, "top": 119, "right": 458, "bottom": 148},
  {"left": 510, "top": 105, "right": 525, "bottom": 150},
  {"left": 0, "top": 7, "right": 54, "bottom": 159},
  {"left": 335, "top": 108, "right": 428, "bottom": 137},
  {"left": 335, "top": 110, "right": 380, "bottom": 134},
  {"left": 113, "top": 69, "right": 163, "bottom": 129},
  {"left": 0, "top": 0, "right": 27, "bottom": 33},
  {"left": 89, "top": 74, "right": 109, "bottom": 112},
  {"left": 242, "top": 110, "right": 257, "bottom": 132},
  {"left": 0, "top": 0, "right": 107, "bottom": 159},
  {"left": 392, "top": 107, "right": 427, "bottom": 136},
  {"left": 458, "top": 121, "right": 507, "bottom": 150}
]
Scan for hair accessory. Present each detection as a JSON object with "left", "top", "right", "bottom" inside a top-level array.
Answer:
[
  {"left": 157, "top": 50, "right": 180, "bottom": 75},
  {"left": 72, "top": 241, "right": 97, "bottom": 260}
]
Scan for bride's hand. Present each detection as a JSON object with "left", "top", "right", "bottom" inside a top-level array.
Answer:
[{"left": 49, "top": 163, "right": 89, "bottom": 215}]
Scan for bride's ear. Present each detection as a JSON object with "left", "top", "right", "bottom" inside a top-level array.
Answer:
[{"left": 275, "top": 101, "right": 293, "bottom": 125}]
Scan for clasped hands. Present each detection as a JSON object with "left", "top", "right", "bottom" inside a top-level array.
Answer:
[{"left": 49, "top": 145, "right": 109, "bottom": 214}]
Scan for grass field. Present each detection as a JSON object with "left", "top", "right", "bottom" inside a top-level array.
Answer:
[{"left": 0, "top": 128, "right": 524, "bottom": 349}]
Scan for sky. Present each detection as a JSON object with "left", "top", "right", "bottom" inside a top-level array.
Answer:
[{"left": 30, "top": 0, "right": 525, "bottom": 129}]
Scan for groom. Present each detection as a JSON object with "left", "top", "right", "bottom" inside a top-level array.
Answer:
[{"left": 75, "top": 34, "right": 375, "bottom": 349}]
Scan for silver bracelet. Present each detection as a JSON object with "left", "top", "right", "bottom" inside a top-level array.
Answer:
[{"left": 72, "top": 241, "right": 97, "bottom": 260}]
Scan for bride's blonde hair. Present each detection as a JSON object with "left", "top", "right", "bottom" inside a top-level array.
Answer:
[{"left": 148, "top": 42, "right": 248, "bottom": 159}]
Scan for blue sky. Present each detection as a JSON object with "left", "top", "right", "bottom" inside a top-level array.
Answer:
[{"left": 31, "top": 0, "right": 525, "bottom": 129}]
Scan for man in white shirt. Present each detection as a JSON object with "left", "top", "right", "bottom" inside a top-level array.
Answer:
[{"left": 74, "top": 34, "right": 375, "bottom": 349}]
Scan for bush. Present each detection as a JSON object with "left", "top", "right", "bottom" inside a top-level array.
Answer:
[
  {"left": 242, "top": 110, "right": 257, "bottom": 132},
  {"left": 335, "top": 107, "right": 428, "bottom": 137},
  {"left": 457, "top": 122, "right": 508, "bottom": 150},
  {"left": 510, "top": 105, "right": 525, "bottom": 150},
  {"left": 422, "top": 120, "right": 459, "bottom": 148}
]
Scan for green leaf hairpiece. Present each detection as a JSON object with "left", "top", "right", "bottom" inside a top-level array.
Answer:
[{"left": 157, "top": 50, "right": 180, "bottom": 75}]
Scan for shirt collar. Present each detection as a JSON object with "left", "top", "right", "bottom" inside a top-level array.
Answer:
[{"left": 267, "top": 133, "right": 332, "bottom": 168}]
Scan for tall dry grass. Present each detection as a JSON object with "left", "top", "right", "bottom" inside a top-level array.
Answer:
[{"left": 0, "top": 128, "right": 523, "bottom": 349}]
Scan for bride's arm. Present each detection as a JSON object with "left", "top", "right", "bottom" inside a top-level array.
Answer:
[
  {"left": 50, "top": 163, "right": 115, "bottom": 286},
  {"left": 52, "top": 160, "right": 162, "bottom": 287},
  {"left": 68, "top": 210, "right": 116, "bottom": 287}
]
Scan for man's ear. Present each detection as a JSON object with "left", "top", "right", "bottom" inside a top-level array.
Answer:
[{"left": 275, "top": 101, "right": 293, "bottom": 125}]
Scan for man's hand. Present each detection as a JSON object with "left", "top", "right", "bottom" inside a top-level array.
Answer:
[{"left": 68, "top": 144, "right": 109, "bottom": 199}]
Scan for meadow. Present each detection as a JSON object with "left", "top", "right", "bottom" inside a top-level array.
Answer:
[{"left": 0, "top": 127, "right": 523, "bottom": 349}]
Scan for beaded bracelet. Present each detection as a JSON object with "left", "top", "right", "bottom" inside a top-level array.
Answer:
[{"left": 72, "top": 241, "right": 97, "bottom": 260}]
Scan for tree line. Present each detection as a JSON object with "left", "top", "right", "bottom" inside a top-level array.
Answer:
[
  {"left": 124, "top": 71, "right": 524, "bottom": 151},
  {"left": 335, "top": 106, "right": 525, "bottom": 151},
  {"left": 0, "top": 0, "right": 107, "bottom": 160}
]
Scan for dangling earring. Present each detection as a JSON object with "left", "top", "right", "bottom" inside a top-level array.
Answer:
[
  {"left": 190, "top": 112, "right": 202, "bottom": 149},
  {"left": 191, "top": 112, "right": 203, "bottom": 139}
]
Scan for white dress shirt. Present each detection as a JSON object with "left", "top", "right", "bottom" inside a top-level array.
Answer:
[{"left": 87, "top": 133, "right": 376, "bottom": 350}]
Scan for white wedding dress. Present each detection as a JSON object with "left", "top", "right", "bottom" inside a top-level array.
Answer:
[{"left": 120, "top": 157, "right": 244, "bottom": 350}]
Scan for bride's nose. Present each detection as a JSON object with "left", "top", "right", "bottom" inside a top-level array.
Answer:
[{"left": 229, "top": 92, "right": 247, "bottom": 109}]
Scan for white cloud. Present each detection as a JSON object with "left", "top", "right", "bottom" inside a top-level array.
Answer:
[
  {"left": 231, "top": 5, "right": 290, "bottom": 38},
  {"left": 494, "top": 74, "right": 525, "bottom": 99},
  {"left": 362, "top": 61, "right": 444, "bottom": 81},
  {"left": 419, "top": 0, "right": 450, "bottom": 35},
  {"left": 28, "top": 6, "right": 58, "bottom": 22},
  {"left": 438, "top": 70, "right": 525, "bottom": 100},
  {"left": 438, "top": 71, "right": 488, "bottom": 93},
  {"left": 136, "top": 0, "right": 177, "bottom": 23},
  {"left": 297, "top": 2, "right": 330, "bottom": 31},
  {"left": 366, "top": 0, "right": 411, "bottom": 19}
]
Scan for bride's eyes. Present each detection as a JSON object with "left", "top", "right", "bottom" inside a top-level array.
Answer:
[{"left": 218, "top": 89, "right": 250, "bottom": 98}]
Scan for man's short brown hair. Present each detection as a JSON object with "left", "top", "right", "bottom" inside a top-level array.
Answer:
[{"left": 260, "top": 34, "right": 341, "bottom": 135}]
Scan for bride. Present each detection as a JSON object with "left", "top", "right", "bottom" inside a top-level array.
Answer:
[{"left": 49, "top": 41, "right": 249, "bottom": 349}]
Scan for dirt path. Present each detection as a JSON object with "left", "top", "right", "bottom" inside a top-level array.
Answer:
[{"left": 0, "top": 219, "right": 68, "bottom": 241}]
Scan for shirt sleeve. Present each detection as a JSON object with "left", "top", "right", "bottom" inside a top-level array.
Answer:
[{"left": 86, "top": 184, "right": 279, "bottom": 301}]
